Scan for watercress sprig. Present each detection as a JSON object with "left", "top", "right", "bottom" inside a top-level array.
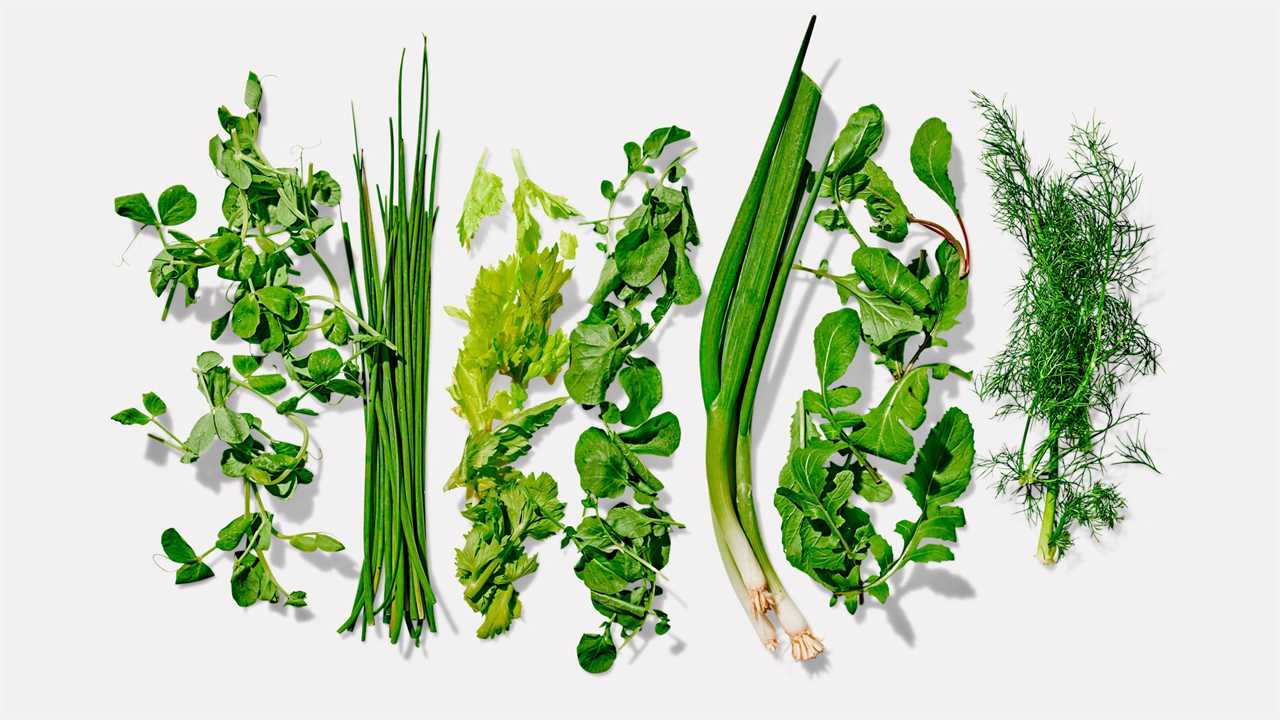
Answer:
[{"left": 562, "top": 126, "right": 700, "bottom": 674}]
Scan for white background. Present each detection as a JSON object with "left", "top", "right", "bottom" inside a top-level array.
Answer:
[{"left": 2, "top": 2, "right": 1277, "bottom": 718}]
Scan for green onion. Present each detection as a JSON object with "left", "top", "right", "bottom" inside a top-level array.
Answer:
[
  {"left": 337, "top": 40, "right": 439, "bottom": 646},
  {"left": 700, "top": 16, "right": 828, "bottom": 661}
]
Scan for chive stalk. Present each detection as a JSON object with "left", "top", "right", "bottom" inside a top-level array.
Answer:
[{"left": 338, "top": 41, "right": 439, "bottom": 646}]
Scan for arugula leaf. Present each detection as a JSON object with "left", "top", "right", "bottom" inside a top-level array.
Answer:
[
  {"left": 909, "top": 117, "right": 958, "bottom": 213},
  {"left": 831, "top": 104, "right": 884, "bottom": 181},
  {"left": 854, "top": 161, "right": 909, "bottom": 242}
]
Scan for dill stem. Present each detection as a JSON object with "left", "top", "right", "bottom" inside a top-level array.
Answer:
[{"left": 1037, "top": 442, "right": 1061, "bottom": 564}]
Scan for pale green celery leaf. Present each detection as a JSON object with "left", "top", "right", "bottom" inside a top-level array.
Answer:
[{"left": 457, "top": 150, "right": 505, "bottom": 250}]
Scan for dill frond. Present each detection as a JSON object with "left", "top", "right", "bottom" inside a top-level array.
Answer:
[{"left": 973, "top": 93, "right": 1160, "bottom": 563}]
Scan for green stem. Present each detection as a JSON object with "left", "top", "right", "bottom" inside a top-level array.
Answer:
[{"left": 299, "top": 295, "right": 398, "bottom": 351}]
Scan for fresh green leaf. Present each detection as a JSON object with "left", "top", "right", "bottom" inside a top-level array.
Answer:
[
  {"left": 157, "top": 185, "right": 197, "bottom": 226},
  {"left": 457, "top": 150, "right": 505, "bottom": 249},
  {"left": 813, "top": 308, "right": 861, "bottom": 388},
  {"left": 111, "top": 408, "right": 150, "bottom": 425},
  {"left": 909, "top": 117, "right": 957, "bottom": 213},
  {"left": 576, "top": 630, "right": 617, "bottom": 674},
  {"left": 114, "top": 193, "right": 157, "bottom": 226},
  {"left": 161, "top": 528, "right": 198, "bottom": 564}
]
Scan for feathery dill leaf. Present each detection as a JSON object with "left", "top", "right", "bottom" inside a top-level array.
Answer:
[{"left": 973, "top": 93, "right": 1160, "bottom": 563}]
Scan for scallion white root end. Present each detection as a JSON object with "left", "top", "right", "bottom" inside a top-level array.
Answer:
[
  {"left": 775, "top": 593, "right": 823, "bottom": 661},
  {"left": 788, "top": 628, "right": 824, "bottom": 661},
  {"left": 748, "top": 585, "right": 775, "bottom": 617}
]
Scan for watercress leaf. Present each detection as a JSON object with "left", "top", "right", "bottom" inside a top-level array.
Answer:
[
  {"left": 850, "top": 367, "right": 930, "bottom": 463},
  {"left": 618, "top": 357, "right": 662, "bottom": 426},
  {"left": 909, "top": 117, "right": 958, "bottom": 213},
  {"left": 247, "top": 373, "right": 286, "bottom": 395},
  {"left": 306, "top": 348, "right": 342, "bottom": 383},
  {"left": 456, "top": 150, "right": 505, "bottom": 249},
  {"left": 256, "top": 287, "right": 299, "bottom": 319},
  {"left": 813, "top": 308, "right": 862, "bottom": 388},
  {"left": 605, "top": 505, "right": 653, "bottom": 539},
  {"left": 854, "top": 161, "right": 908, "bottom": 242},
  {"left": 641, "top": 125, "right": 691, "bottom": 159},
  {"left": 616, "top": 227, "right": 670, "bottom": 287},
  {"left": 565, "top": 319, "right": 624, "bottom": 406},
  {"left": 111, "top": 408, "right": 150, "bottom": 425},
  {"left": 161, "top": 528, "right": 198, "bottom": 563},
  {"left": 576, "top": 630, "right": 617, "bottom": 674},
  {"left": 852, "top": 247, "right": 931, "bottom": 312},
  {"left": 904, "top": 407, "right": 974, "bottom": 513},
  {"left": 831, "top": 104, "right": 884, "bottom": 180},
  {"left": 615, "top": 412, "right": 680, "bottom": 456},
  {"left": 575, "top": 427, "right": 630, "bottom": 498},
  {"left": 600, "top": 179, "right": 616, "bottom": 201},
  {"left": 114, "top": 193, "right": 157, "bottom": 226},
  {"left": 230, "top": 293, "right": 261, "bottom": 340}
]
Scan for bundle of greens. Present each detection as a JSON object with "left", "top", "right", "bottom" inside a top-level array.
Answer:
[
  {"left": 782, "top": 105, "right": 974, "bottom": 619},
  {"left": 699, "top": 18, "right": 826, "bottom": 659},
  {"left": 112, "top": 72, "right": 367, "bottom": 610},
  {"left": 561, "top": 126, "right": 700, "bottom": 674},
  {"left": 973, "top": 95, "right": 1159, "bottom": 564},
  {"left": 446, "top": 149, "right": 579, "bottom": 638},
  {"left": 337, "top": 44, "right": 441, "bottom": 646}
]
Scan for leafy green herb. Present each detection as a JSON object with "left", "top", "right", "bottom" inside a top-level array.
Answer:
[
  {"left": 337, "top": 43, "right": 441, "bottom": 646},
  {"left": 782, "top": 101, "right": 975, "bottom": 620},
  {"left": 446, "top": 149, "right": 578, "bottom": 638},
  {"left": 112, "top": 71, "right": 358, "bottom": 612},
  {"left": 562, "top": 124, "right": 699, "bottom": 673},
  {"left": 973, "top": 94, "right": 1160, "bottom": 564}
]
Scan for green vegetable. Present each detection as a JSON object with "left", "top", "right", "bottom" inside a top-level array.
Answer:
[
  {"left": 445, "top": 148, "right": 578, "bottom": 638},
  {"left": 337, "top": 43, "right": 441, "bottom": 646},
  {"left": 973, "top": 94, "right": 1160, "bottom": 564},
  {"left": 111, "top": 72, "right": 358, "bottom": 611},
  {"left": 782, "top": 101, "right": 974, "bottom": 620},
  {"left": 563, "top": 124, "right": 699, "bottom": 673},
  {"left": 699, "top": 16, "right": 826, "bottom": 660}
]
